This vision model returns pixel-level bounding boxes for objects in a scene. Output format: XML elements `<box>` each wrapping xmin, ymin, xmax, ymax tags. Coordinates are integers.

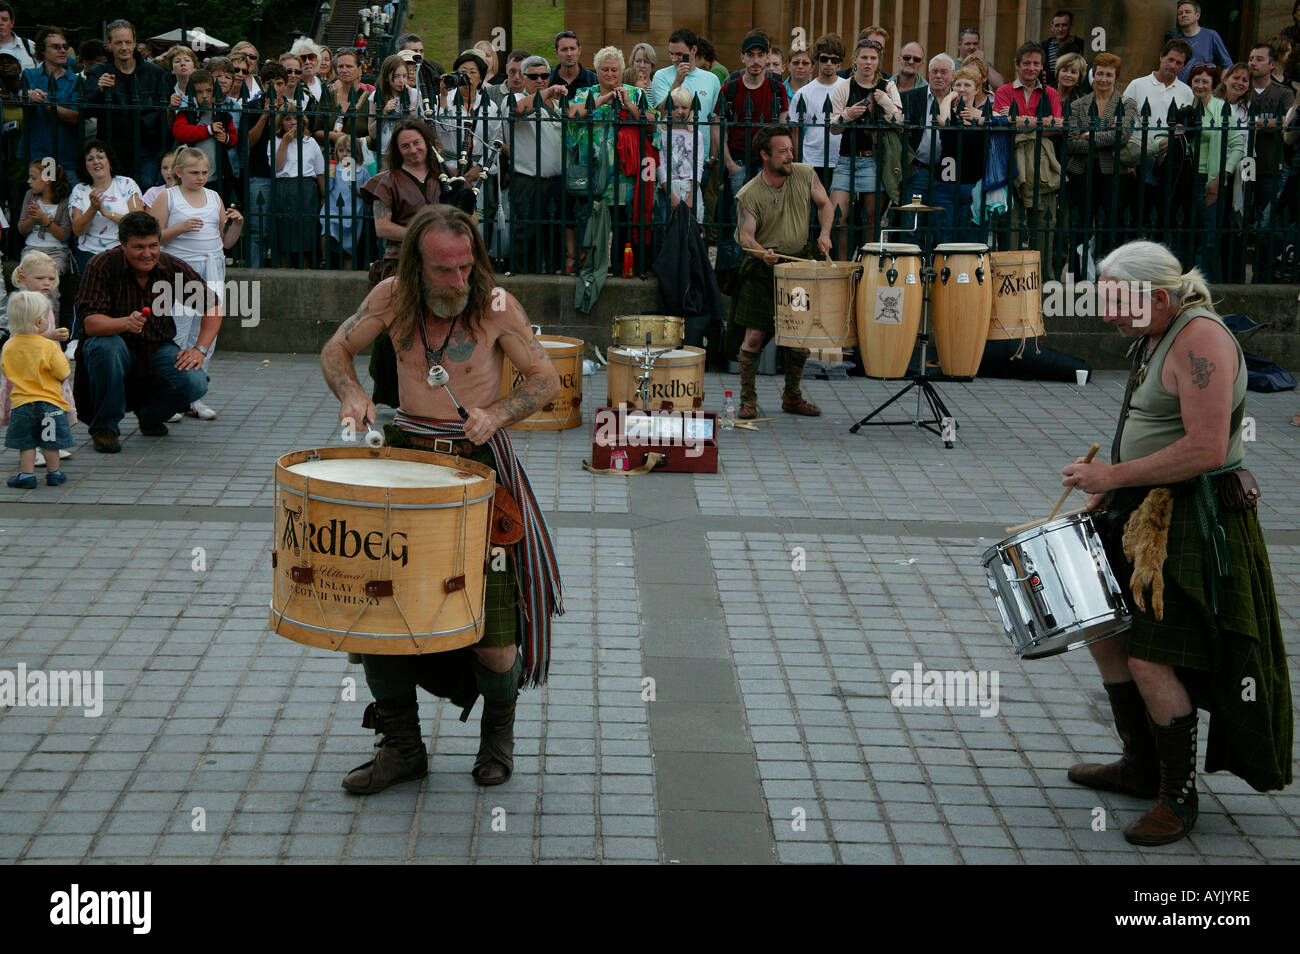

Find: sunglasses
<box><xmin>901</xmin><ymin>55</ymin><xmax>923</xmax><ymax>63</ymax></box>
<box><xmin>818</xmin><ymin>55</ymin><xmax>841</xmax><ymax>63</ymax></box>
<box><xmin>234</xmin><ymin>68</ymin><xmax>250</xmax><ymax>75</ymax></box>
<box><xmin>46</xmin><ymin>43</ymin><xmax>69</xmax><ymax>50</ymax></box>
<box><xmin>525</xmin><ymin>72</ymin><xmax>549</xmax><ymax>80</ymax></box>
<box><xmin>301</xmin><ymin>53</ymin><xmax>317</xmax><ymax>61</ymax></box>
<box><xmin>286</xmin><ymin>69</ymin><xmax>303</xmax><ymax>75</ymax></box>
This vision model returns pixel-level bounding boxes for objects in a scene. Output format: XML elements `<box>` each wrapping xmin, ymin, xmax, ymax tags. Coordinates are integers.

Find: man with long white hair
<box><xmin>1059</xmin><ymin>241</ymin><xmax>1292</xmax><ymax>846</ymax></box>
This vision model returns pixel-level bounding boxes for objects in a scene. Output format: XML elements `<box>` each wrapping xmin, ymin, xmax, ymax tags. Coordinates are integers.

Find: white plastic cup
<box><xmin>1076</xmin><ymin>369</ymin><xmax>1088</xmax><ymax>386</ymax></box>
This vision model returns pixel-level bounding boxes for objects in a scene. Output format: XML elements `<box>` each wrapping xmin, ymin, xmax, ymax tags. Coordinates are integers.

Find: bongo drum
<box><xmin>606</xmin><ymin>345</ymin><xmax>706</xmax><ymax>411</ymax></box>
<box><xmin>931</xmin><ymin>243</ymin><xmax>993</xmax><ymax>377</ymax></box>
<box><xmin>988</xmin><ymin>251</ymin><xmax>1045</xmax><ymax>342</ymax></box>
<box><xmin>854</xmin><ymin>242</ymin><xmax>923</xmax><ymax>378</ymax></box>
<box><xmin>982</xmin><ymin>510</ymin><xmax>1131</xmax><ymax>659</ymax></box>
<box><xmin>270</xmin><ymin>447</ymin><xmax>495</xmax><ymax>655</ymax></box>
<box><xmin>612</xmin><ymin>315</ymin><xmax>685</xmax><ymax>348</ymax></box>
<box><xmin>501</xmin><ymin>335</ymin><xmax>583</xmax><ymax>430</ymax></box>
<box><xmin>774</xmin><ymin>261</ymin><xmax>860</xmax><ymax>349</ymax></box>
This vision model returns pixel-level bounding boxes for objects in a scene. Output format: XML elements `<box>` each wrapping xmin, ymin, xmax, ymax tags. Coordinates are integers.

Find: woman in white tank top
<box><xmin>147</xmin><ymin>147</ymin><xmax>245</xmax><ymax>419</ymax></box>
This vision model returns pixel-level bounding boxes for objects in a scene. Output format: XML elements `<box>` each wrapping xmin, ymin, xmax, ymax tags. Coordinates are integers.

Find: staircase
<box><xmin>324</xmin><ymin>0</ymin><xmax>372</xmax><ymax>48</ymax></box>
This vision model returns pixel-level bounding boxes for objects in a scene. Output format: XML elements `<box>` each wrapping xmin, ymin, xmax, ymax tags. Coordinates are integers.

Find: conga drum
<box><xmin>931</xmin><ymin>242</ymin><xmax>993</xmax><ymax>377</ymax></box>
<box><xmin>988</xmin><ymin>251</ymin><xmax>1045</xmax><ymax>343</ymax></box>
<box><xmin>606</xmin><ymin>345</ymin><xmax>706</xmax><ymax>410</ymax></box>
<box><xmin>270</xmin><ymin>447</ymin><xmax>495</xmax><ymax>655</ymax></box>
<box><xmin>773</xmin><ymin>260</ymin><xmax>860</xmax><ymax>349</ymax></box>
<box><xmin>501</xmin><ymin>334</ymin><xmax>583</xmax><ymax>430</ymax></box>
<box><xmin>612</xmin><ymin>315</ymin><xmax>685</xmax><ymax>348</ymax></box>
<box><xmin>854</xmin><ymin>242</ymin><xmax>923</xmax><ymax>378</ymax></box>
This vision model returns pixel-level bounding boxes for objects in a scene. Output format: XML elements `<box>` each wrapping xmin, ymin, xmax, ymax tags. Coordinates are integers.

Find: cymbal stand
<box><xmin>633</xmin><ymin>332</ymin><xmax>676</xmax><ymax>411</ymax></box>
<box><xmin>849</xmin><ymin>199</ymin><xmax>956</xmax><ymax>449</ymax></box>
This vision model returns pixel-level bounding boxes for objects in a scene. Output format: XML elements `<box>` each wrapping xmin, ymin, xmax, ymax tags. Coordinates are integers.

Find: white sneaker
<box><xmin>188</xmin><ymin>400</ymin><xmax>217</xmax><ymax>420</ymax></box>
<box><xmin>167</xmin><ymin>412</ymin><xmax>184</xmax><ymax>423</ymax></box>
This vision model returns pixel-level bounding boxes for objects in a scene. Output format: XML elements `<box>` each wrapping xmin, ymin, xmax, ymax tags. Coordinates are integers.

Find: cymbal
<box><xmin>895</xmin><ymin>199</ymin><xmax>940</xmax><ymax>212</ymax></box>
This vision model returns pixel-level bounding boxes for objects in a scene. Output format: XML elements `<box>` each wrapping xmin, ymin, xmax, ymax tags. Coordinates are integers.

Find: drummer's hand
<box><xmin>1061</xmin><ymin>459</ymin><xmax>1115</xmax><ymax>495</ymax></box>
<box><xmin>1084</xmin><ymin>493</ymin><xmax>1107</xmax><ymax>511</ymax></box>
<box><xmin>340</xmin><ymin>394</ymin><xmax>377</xmax><ymax>441</ymax></box>
<box><xmin>815</xmin><ymin>232</ymin><xmax>832</xmax><ymax>258</ymax></box>
<box><xmin>761</xmin><ymin>247</ymin><xmax>779</xmax><ymax>267</ymax></box>
<box><xmin>464</xmin><ymin>406</ymin><xmax>499</xmax><ymax>445</ymax></box>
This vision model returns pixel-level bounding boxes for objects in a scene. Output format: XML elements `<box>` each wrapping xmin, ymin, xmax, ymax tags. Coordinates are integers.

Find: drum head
<box><xmin>611</xmin><ymin>346</ymin><xmax>701</xmax><ymax>359</ymax></box>
<box><xmin>286</xmin><ymin>458</ymin><xmax>485</xmax><ymax>488</ymax></box>
<box><xmin>860</xmin><ymin>242</ymin><xmax>922</xmax><ymax>255</ymax></box>
<box><xmin>935</xmin><ymin>242</ymin><xmax>989</xmax><ymax>252</ymax></box>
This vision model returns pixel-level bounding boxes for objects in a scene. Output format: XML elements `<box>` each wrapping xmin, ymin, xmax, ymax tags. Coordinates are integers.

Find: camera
<box><xmin>442</xmin><ymin>71</ymin><xmax>470</xmax><ymax>89</ymax></box>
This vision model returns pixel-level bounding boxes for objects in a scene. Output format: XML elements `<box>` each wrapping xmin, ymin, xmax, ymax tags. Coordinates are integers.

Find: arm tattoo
<box><xmin>339</xmin><ymin>299</ymin><xmax>370</xmax><ymax>343</ymax></box>
<box><xmin>495</xmin><ymin>374</ymin><xmax>556</xmax><ymax>426</ymax></box>
<box><xmin>374</xmin><ymin>198</ymin><xmax>391</xmax><ymax>220</ymax></box>
<box><xmin>1188</xmin><ymin>349</ymin><xmax>1216</xmax><ymax>390</ymax></box>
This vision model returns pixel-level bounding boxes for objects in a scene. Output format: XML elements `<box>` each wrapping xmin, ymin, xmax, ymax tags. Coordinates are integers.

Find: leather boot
<box><xmin>341</xmin><ymin>693</ymin><xmax>428</xmax><ymax>794</ymax></box>
<box><xmin>1124</xmin><ymin>711</ymin><xmax>1199</xmax><ymax>846</ymax></box>
<box><xmin>1068</xmin><ymin>681</ymin><xmax>1159</xmax><ymax>798</ymax></box>
<box><xmin>737</xmin><ymin>348</ymin><xmax>761</xmax><ymax>417</ymax></box>
<box><xmin>472</xmin><ymin>656</ymin><xmax>521</xmax><ymax>786</ymax></box>
<box><xmin>780</xmin><ymin>349</ymin><xmax>821</xmax><ymax>415</ymax></box>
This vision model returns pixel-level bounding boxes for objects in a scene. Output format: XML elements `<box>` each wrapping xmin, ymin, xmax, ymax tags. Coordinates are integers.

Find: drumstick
<box><xmin>426</xmin><ymin>364</ymin><xmax>470</xmax><ymax>421</ymax></box>
<box><xmin>742</xmin><ymin>246</ymin><xmax>816</xmax><ymax>263</ymax></box>
<box><xmin>1047</xmin><ymin>443</ymin><xmax>1101</xmax><ymax>522</ymax></box>
<box><xmin>361</xmin><ymin>416</ymin><xmax>384</xmax><ymax>448</ymax></box>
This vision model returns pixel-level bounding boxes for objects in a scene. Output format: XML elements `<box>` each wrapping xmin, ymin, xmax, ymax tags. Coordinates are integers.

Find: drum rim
<box><xmin>934</xmin><ymin>242</ymin><xmax>990</xmax><ymax>252</ymax></box>
<box><xmin>981</xmin><ymin>510</ymin><xmax>1102</xmax><ymax>563</ymax></box>
<box><xmin>275</xmin><ymin>447</ymin><xmax>496</xmax><ymax>499</ymax></box>
<box><xmin>859</xmin><ymin>242</ymin><xmax>923</xmax><ymax>255</ymax></box>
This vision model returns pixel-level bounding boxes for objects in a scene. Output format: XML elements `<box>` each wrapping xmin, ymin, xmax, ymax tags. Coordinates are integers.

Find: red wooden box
<box><xmin>589</xmin><ymin>408</ymin><xmax>719</xmax><ymax>474</ymax></box>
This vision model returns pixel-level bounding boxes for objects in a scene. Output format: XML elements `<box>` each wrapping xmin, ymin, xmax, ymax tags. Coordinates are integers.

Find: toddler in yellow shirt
<box><xmin>2</xmin><ymin>291</ymin><xmax>73</xmax><ymax>488</ymax></box>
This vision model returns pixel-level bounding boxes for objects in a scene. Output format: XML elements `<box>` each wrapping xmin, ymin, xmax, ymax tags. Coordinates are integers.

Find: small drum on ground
<box><xmin>931</xmin><ymin>242</ymin><xmax>993</xmax><ymax>377</ymax></box>
<box><xmin>982</xmin><ymin>510</ymin><xmax>1131</xmax><ymax>659</ymax></box>
<box><xmin>606</xmin><ymin>345</ymin><xmax>706</xmax><ymax>411</ymax></box>
<box><xmin>501</xmin><ymin>334</ymin><xmax>583</xmax><ymax>430</ymax></box>
<box><xmin>774</xmin><ymin>260</ymin><xmax>860</xmax><ymax>349</ymax></box>
<box><xmin>988</xmin><ymin>250</ymin><xmax>1045</xmax><ymax>343</ymax></box>
<box><xmin>270</xmin><ymin>447</ymin><xmax>495</xmax><ymax>656</ymax></box>
<box><xmin>612</xmin><ymin>315</ymin><xmax>685</xmax><ymax>348</ymax></box>
<box><xmin>855</xmin><ymin>242</ymin><xmax>923</xmax><ymax>378</ymax></box>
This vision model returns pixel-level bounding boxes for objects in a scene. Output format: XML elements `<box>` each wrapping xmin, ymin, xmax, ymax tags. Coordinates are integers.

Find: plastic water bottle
<box><xmin>721</xmin><ymin>390</ymin><xmax>735</xmax><ymax>430</ymax></box>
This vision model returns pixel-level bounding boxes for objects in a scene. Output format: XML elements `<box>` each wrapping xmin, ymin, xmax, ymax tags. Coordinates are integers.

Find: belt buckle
<box><xmin>433</xmin><ymin>438</ymin><xmax>455</xmax><ymax>454</ymax></box>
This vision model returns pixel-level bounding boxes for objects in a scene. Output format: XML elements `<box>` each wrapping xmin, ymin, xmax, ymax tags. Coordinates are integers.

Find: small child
<box><xmin>17</xmin><ymin>159</ymin><xmax>73</xmax><ymax>319</ymax></box>
<box><xmin>657</xmin><ymin>86</ymin><xmax>706</xmax><ymax>223</ymax></box>
<box><xmin>1</xmin><ymin>251</ymin><xmax>76</xmax><ymax>453</ymax></box>
<box><xmin>2</xmin><ymin>291</ymin><xmax>73</xmax><ymax>488</ymax></box>
<box><xmin>320</xmin><ymin>136</ymin><xmax>371</xmax><ymax>269</ymax></box>
<box><xmin>142</xmin><ymin>147</ymin><xmax>180</xmax><ymax>209</ymax></box>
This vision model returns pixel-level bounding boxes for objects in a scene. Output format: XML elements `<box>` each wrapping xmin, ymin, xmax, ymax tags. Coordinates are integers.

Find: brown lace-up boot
<box><xmin>341</xmin><ymin>693</ymin><xmax>428</xmax><ymax>794</ymax></box>
<box><xmin>737</xmin><ymin>348</ymin><xmax>761</xmax><ymax>418</ymax></box>
<box><xmin>1067</xmin><ymin>681</ymin><xmax>1159</xmax><ymax>798</ymax></box>
<box><xmin>780</xmin><ymin>349</ymin><xmax>821</xmax><ymax>416</ymax></box>
<box><xmin>1124</xmin><ymin>711</ymin><xmax>1199</xmax><ymax>846</ymax></box>
<box><xmin>472</xmin><ymin>656</ymin><xmax>521</xmax><ymax>786</ymax></box>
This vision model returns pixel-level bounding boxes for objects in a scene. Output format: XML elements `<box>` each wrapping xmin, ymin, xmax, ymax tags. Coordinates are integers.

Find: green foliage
<box><xmin>406</xmin><ymin>0</ymin><xmax>564</xmax><ymax>73</ymax></box>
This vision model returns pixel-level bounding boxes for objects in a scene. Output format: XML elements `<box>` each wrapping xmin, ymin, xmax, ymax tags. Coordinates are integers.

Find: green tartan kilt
<box><xmin>1100</xmin><ymin>482</ymin><xmax>1293</xmax><ymax>791</ymax></box>
<box><xmin>383</xmin><ymin>427</ymin><xmax>519</xmax><ymax>649</ymax></box>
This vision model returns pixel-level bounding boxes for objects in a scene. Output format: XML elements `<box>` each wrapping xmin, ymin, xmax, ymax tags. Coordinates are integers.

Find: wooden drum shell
<box><xmin>606</xmin><ymin>345</ymin><xmax>706</xmax><ymax>411</ymax></box>
<box><xmin>988</xmin><ymin>251</ymin><xmax>1045</xmax><ymax>341</ymax></box>
<box><xmin>774</xmin><ymin>261</ymin><xmax>860</xmax><ymax>349</ymax></box>
<box><xmin>931</xmin><ymin>244</ymin><xmax>993</xmax><ymax>377</ymax></box>
<box><xmin>501</xmin><ymin>335</ymin><xmax>584</xmax><ymax>430</ymax></box>
<box><xmin>270</xmin><ymin>447</ymin><xmax>495</xmax><ymax>656</ymax></box>
<box><xmin>854</xmin><ymin>244</ymin><xmax>923</xmax><ymax>379</ymax></box>
<box><xmin>612</xmin><ymin>315</ymin><xmax>685</xmax><ymax>348</ymax></box>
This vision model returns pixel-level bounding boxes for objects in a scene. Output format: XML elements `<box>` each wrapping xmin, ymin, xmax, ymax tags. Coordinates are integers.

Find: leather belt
<box><xmin>854</xmin><ymin>149</ymin><xmax>873</xmax><ymax>158</ymax></box>
<box><xmin>405</xmin><ymin>433</ymin><xmax>484</xmax><ymax>458</ymax></box>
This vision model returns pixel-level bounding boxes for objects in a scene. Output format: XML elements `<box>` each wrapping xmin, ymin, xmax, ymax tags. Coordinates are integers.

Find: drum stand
<box><xmin>633</xmin><ymin>333</ymin><xmax>675</xmax><ymax>411</ymax></box>
<box><xmin>849</xmin><ymin>199</ymin><xmax>957</xmax><ymax>449</ymax></box>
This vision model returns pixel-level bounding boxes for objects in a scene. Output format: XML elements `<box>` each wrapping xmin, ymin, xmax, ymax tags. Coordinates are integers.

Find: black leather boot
<box><xmin>471</xmin><ymin>656</ymin><xmax>521</xmax><ymax>786</ymax></box>
<box><xmin>341</xmin><ymin>693</ymin><xmax>428</xmax><ymax>794</ymax></box>
<box><xmin>1068</xmin><ymin>681</ymin><xmax>1160</xmax><ymax>798</ymax></box>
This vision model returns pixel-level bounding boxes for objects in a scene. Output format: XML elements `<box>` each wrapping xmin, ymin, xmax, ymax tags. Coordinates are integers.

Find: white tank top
<box><xmin>163</xmin><ymin>187</ymin><xmax>224</xmax><ymax>265</ymax></box>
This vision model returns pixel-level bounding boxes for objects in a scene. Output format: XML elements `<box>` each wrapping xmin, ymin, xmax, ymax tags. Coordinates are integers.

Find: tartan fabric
<box><xmin>1102</xmin><ymin>483</ymin><xmax>1294</xmax><ymax>792</ymax></box>
<box><xmin>728</xmin><ymin>254</ymin><xmax>777</xmax><ymax>332</ymax></box>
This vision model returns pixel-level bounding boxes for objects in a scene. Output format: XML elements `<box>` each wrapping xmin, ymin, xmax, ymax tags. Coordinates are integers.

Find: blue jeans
<box><xmin>80</xmin><ymin>336</ymin><xmax>208</xmax><ymax>435</ymax></box>
<box><xmin>135</xmin><ymin>158</ymin><xmax>161</xmax><ymax>192</ymax></box>
<box><xmin>248</xmin><ymin>177</ymin><xmax>272</xmax><ymax>268</ymax></box>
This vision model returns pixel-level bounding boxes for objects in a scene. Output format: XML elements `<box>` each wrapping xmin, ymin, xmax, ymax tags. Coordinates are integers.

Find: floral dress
<box><xmin>566</xmin><ymin>84</ymin><xmax>661</xmax><ymax>206</ymax></box>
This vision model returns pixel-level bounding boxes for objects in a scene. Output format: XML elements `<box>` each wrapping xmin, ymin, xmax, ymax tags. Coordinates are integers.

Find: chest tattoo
<box><xmin>443</xmin><ymin>324</ymin><xmax>477</xmax><ymax>363</ymax></box>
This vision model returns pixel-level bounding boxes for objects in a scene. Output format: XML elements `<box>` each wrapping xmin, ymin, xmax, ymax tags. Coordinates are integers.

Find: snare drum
<box><xmin>988</xmin><ymin>251</ymin><xmax>1045</xmax><ymax>342</ymax></box>
<box><xmin>982</xmin><ymin>511</ymin><xmax>1131</xmax><ymax>660</ymax></box>
<box><xmin>855</xmin><ymin>242</ymin><xmax>923</xmax><ymax>378</ymax></box>
<box><xmin>612</xmin><ymin>315</ymin><xmax>685</xmax><ymax>348</ymax></box>
<box><xmin>774</xmin><ymin>261</ymin><xmax>860</xmax><ymax>349</ymax></box>
<box><xmin>501</xmin><ymin>335</ymin><xmax>583</xmax><ymax>430</ymax></box>
<box><xmin>270</xmin><ymin>447</ymin><xmax>495</xmax><ymax>656</ymax></box>
<box><xmin>931</xmin><ymin>242</ymin><xmax>993</xmax><ymax>377</ymax></box>
<box><xmin>606</xmin><ymin>345</ymin><xmax>706</xmax><ymax>411</ymax></box>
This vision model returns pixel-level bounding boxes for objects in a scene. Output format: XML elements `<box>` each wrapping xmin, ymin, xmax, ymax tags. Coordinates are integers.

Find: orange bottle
<box><xmin>622</xmin><ymin>244</ymin><xmax>634</xmax><ymax>277</ymax></box>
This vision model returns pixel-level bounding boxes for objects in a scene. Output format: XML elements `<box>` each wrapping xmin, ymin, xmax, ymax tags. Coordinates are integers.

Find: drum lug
<box><xmin>975</xmin><ymin>267</ymin><xmax>985</xmax><ymax>285</ymax></box>
<box><xmin>542</xmin><ymin>402</ymin><xmax>555</xmax><ymax>412</ymax></box>
<box><xmin>662</xmin><ymin>400</ymin><xmax>675</xmax><ymax>411</ymax></box>
<box><xmin>886</xmin><ymin>268</ymin><xmax>898</xmax><ymax>286</ymax></box>
<box><xmin>940</xmin><ymin>267</ymin><xmax>951</xmax><ymax>285</ymax></box>
<box><xmin>365</xmin><ymin>580</ymin><xmax>394</xmax><ymax>598</ymax></box>
<box><xmin>444</xmin><ymin>575</ymin><xmax>467</xmax><ymax>594</ymax></box>
<box><xmin>291</xmin><ymin>566</ymin><xmax>313</xmax><ymax>584</ymax></box>
<box><xmin>572</xmin><ymin>394</ymin><xmax>582</xmax><ymax>406</ymax></box>
<box><xmin>306</xmin><ymin>452</ymin><xmax>321</xmax><ymax>462</ymax></box>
